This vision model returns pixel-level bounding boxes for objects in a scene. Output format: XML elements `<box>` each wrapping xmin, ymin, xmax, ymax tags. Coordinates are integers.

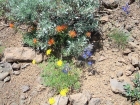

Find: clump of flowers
<box><xmin>46</xmin><ymin>49</ymin><xmax>52</xmax><ymax>55</ymax></box>
<box><xmin>60</xmin><ymin>88</ymin><xmax>69</xmax><ymax>96</ymax></box>
<box><xmin>69</xmin><ymin>30</ymin><xmax>77</xmax><ymax>38</ymax></box>
<box><xmin>33</xmin><ymin>38</ymin><xmax>37</xmax><ymax>44</ymax></box>
<box><xmin>32</xmin><ymin>59</ymin><xmax>36</xmax><ymax>64</ymax></box>
<box><xmin>56</xmin><ymin>25</ymin><xmax>68</xmax><ymax>33</ymax></box>
<box><xmin>57</xmin><ymin>60</ymin><xmax>63</xmax><ymax>66</ymax></box>
<box><xmin>48</xmin><ymin>38</ymin><xmax>55</xmax><ymax>46</ymax></box>
<box><xmin>9</xmin><ymin>23</ymin><xmax>14</xmax><ymax>28</ymax></box>
<box><xmin>86</xmin><ymin>32</ymin><xmax>91</xmax><ymax>38</ymax></box>
<box><xmin>48</xmin><ymin>97</ymin><xmax>55</xmax><ymax>105</ymax></box>
<box><xmin>122</xmin><ymin>3</ymin><xmax>129</xmax><ymax>14</ymax></box>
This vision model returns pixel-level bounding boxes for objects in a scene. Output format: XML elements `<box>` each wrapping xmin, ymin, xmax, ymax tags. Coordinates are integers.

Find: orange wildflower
<box><xmin>68</xmin><ymin>30</ymin><xmax>77</xmax><ymax>38</ymax></box>
<box><xmin>33</xmin><ymin>38</ymin><xmax>37</xmax><ymax>44</ymax></box>
<box><xmin>86</xmin><ymin>32</ymin><xmax>91</xmax><ymax>37</ymax></box>
<box><xmin>9</xmin><ymin>23</ymin><xmax>14</xmax><ymax>28</ymax></box>
<box><xmin>56</xmin><ymin>25</ymin><xmax>67</xmax><ymax>32</ymax></box>
<box><xmin>48</xmin><ymin>38</ymin><xmax>55</xmax><ymax>46</ymax></box>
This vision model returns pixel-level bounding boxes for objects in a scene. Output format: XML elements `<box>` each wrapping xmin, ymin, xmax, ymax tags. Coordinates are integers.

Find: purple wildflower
<box><xmin>86</xmin><ymin>50</ymin><xmax>92</xmax><ymax>57</ymax></box>
<box><xmin>82</xmin><ymin>53</ymin><xmax>88</xmax><ymax>59</ymax></box>
<box><xmin>88</xmin><ymin>61</ymin><xmax>93</xmax><ymax>66</ymax></box>
<box><xmin>122</xmin><ymin>3</ymin><xmax>129</xmax><ymax>14</ymax></box>
<box><xmin>62</xmin><ymin>69</ymin><xmax>68</xmax><ymax>74</ymax></box>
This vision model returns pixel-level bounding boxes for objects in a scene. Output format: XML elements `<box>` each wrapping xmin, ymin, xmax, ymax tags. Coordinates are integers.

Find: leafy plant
<box><xmin>40</xmin><ymin>56</ymin><xmax>82</xmax><ymax>92</ymax></box>
<box><xmin>124</xmin><ymin>72</ymin><xmax>140</xmax><ymax>103</ymax></box>
<box><xmin>0</xmin><ymin>0</ymin><xmax>7</xmax><ymax>17</ymax></box>
<box><xmin>6</xmin><ymin>0</ymin><xmax>99</xmax><ymax>58</ymax></box>
<box><xmin>109</xmin><ymin>29</ymin><xmax>129</xmax><ymax>49</ymax></box>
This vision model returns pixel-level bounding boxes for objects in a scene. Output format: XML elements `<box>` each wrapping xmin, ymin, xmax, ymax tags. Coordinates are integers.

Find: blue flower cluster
<box><xmin>122</xmin><ymin>3</ymin><xmax>129</xmax><ymax>14</ymax></box>
<box><xmin>62</xmin><ymin>63</ymin><xmax>71</xmax><ymax>74</ymax></box>
<box><xmin>82</xmin><ymin>44</ymin><xmax>94</xmax><ymax>66</ymax></box>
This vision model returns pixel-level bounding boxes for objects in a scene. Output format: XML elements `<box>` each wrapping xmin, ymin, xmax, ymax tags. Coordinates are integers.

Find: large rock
<box><xmin>110</xmin><ymin>78</ymin><xmax>127</xmax><ymax>94</ymax></box>
<box><xmin>102</xmin><ymin>0</ymin><xmax>119</xmax><ymax>9</ymax></box>
<box><xmin>4</xmin><ymin>47</ymin><xmax>43</xmax><ymax>63</ymax></box>
<box><xmin>88</xmin><ymin>98</ymin><xmax>101</xmax><ymax>105</ymax></box>
<box><xmin>54</xmin><ymin>95</ymin><xmax>69</xmax><ymax>105</ymax></box>
<box><xmin>128</xmin><ymin>53</ymin><xmax>139</xmax><ymax>66</ymax></box>
<box><xmin>70</xmin><ymin>93</ymin><xmax>88</xmax><ymax>105</ymax></box>
<box><xmin>0</xmin><ymin>62</ymin><xmax>13</xmax><ymax>72</ymax></box>
<box><xmin>12</xmin><ymin>63</ymin><xmax>21</xmax><ymax>70</ymax></box>
<box><xmin>0</xmin><ymin>72</ymin><xmax>10</xmax><ymax>81</ymax></box>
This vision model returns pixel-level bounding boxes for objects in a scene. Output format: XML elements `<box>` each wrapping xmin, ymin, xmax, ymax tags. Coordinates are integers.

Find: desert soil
<box><xmin>0</xmin><ymin>0</ymin><xmax>140</xmax><ymax>105</ymax></box>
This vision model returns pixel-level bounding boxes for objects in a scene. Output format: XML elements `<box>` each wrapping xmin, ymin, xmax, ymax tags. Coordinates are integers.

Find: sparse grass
<box><xmin>109</xmin><ymin>29</ymin><xmax>129</xmax><ymax>49</ymax></box>
<box><xmin>124</xmin><ymin>72</ymin><xmax>140</xmax><ymax>104</ymax></box>
<box><xmin>40</xmin><ymin>56</ymin><xmax>82</xmax><ymax>92</ymax></box>
<box><xmin>0</xmin><ymin>46</ymin><xmax>5</xmax><ymax>59</ymax></box>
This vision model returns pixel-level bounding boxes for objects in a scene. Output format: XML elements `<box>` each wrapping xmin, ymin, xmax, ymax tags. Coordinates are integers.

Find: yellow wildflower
<box><xmin>60</xmin><ymin>88</ymin><xmax>69</xmax><ymax>96</ymax></box>
<box><xmin>57</xmin><ymin>60</ymin><xmax>63</xmax><ymax>66</ymax></box>
<box><xmin>46</xmin><ymin>49</ymin><xmax>52</xmax><ymax>55</ymax></box>
<box><xmin>48</xmin><ymin>97</ymin><xmax>55</xmax><ymax>105</ymax></box>
<box><xmin>32</xmin><ymin>60</ymin><xmax>36</xmax><ymax>64</ymax></box>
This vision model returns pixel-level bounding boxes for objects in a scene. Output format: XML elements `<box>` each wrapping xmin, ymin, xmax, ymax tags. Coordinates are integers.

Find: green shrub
<box><xmin>0</xmin><ymin>0</ymin><xmax>6</xmax><ymax>17</ymax></box>
<box><xmin>109</xmin><ymin>29</ymin><xmax>129</xmax><ymax>49</ymax></box>
<box><xmin>124</xmin><ymin>73</ymin><xmax>140</xmax><ymax>103</ymax></box>
<box><xmin>7</xmin><ymin>0</ymin><xmax>99</xmax><ymax>57</ymax></box>
<box><xmin>40</xmin><ymin>56</ymin><xmax>81</xmax><ymax>92</ymax></box>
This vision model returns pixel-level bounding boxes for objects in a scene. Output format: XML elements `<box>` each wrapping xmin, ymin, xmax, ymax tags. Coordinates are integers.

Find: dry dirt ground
<box><xmin>0</xmin><ymin>0</ymin><xmax>140</xmax><ymax>105</ymax></box>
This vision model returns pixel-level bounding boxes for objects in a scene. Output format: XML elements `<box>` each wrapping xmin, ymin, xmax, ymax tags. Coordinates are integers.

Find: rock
<box><xmin>4</xmin><ymin>76</ymin><xmax>11</xmax><ymax>82</ymax></box>
<box><xmin>82</xmin><ymin>90</ymin><xmax>92</xmax><ymax>101</ymax></box>
<box><xmin>13</xmin><ymin>71</ymin><xmax>20</xmax><ymax>75</ymax></box>
<box><xmin>123</xmin><ymin>48</ymin><xmax>131</xmax><ymax>54</ymax></box>
<box><xmin>21</xmin><ymin>85</ymin><xmax>30</xmax><ymax>93</ymax></box>
<box><xmin>0</xmin><ymin>72</ymin><xmax>10</xmax><ymax>81</ymax></box>
<box><xmin>102</xmin><ymin>0</ymin><xmax>119</xmax><ymax>9</ymax></box>
<box><xmin>20</xmin><ymin>94</ymin><xmax>27</xmax><ymax>100</ymax></box>
<box><xmin>116</xmin><ymin>71</ymin><xmax>123</xmax><ymax>77</ymax></box>
<box><xmin>125</xmin><ymin>70</ymin><xmax>133</xmax><ymax>76</ymax></box>
<box><xmin>12</xmin><ymin>63</ymin><xmax>21</xmax><ymax>70</ymax></box>
<box><xmin>100</xmin><ymin>16</ymin><xmax>109</xmax><ymax>22</ymax></box>
<box><xmin>0</xmin><ymin>62</ymin><xmax>13</xmax><ymax>72</ymax></box>
<box><xmin>88</xmin><ymin>98</ymin><xmax>101</xmax><ymax>105</ymax></box>
<box><xmin>126</xmin><ymin>65</ymin><xmax>135</xmax><ymax>72</ymax></box>
<box><xmin>0</xmin><ymin>68</ymin><xmax>3</xmax><ymax>73</ymax></box>
<box><xmin>0</xmin><ymin>81</ymin><xmax>4</xmax><ymax>88</ymax></box>
<box><xmin>70</xmin><ymin>93</ymin><xmax>88</xmax><ymax>105</ymax></box>
<box><xmin>98</xmin><ymin>56</ymin><xmax>106</xmax><ymax>62</ymax></box>
<box><xmin>128</xmin><ymin>53</ymin><xmax>139</xmax><ymax>66</ymax></box>
<box><xmin>125</xmin><ymin>24</ymin><xmax>133</xmax><ymax>31</ymax></box>
<box><xmin>20</xmin><ymin>100</ymin><xmax>26</xmax><ymax>105</ymax></box>
<box><xmin>110</xmin><ymin>78</ymin><xmax>127</xmax><ymax>94</ymax></box>
<box><xmin>21</xmin><ymin>63</ymin><xmax>30</xmax><ymax>69</ymax></box>
<box><xmin>34</xmin><ymin>53</ymin><xmax>43</xmax><ymax>63</ymax></box>
<box><xmin>4</xmin><ymin>47</ymin><xmax>43</xmax><ymax>63</ymax></box>
<box><xmin>54</xmin><ymin>95</ymin><xmax>69</xmax><ymax>105</ymax></box>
